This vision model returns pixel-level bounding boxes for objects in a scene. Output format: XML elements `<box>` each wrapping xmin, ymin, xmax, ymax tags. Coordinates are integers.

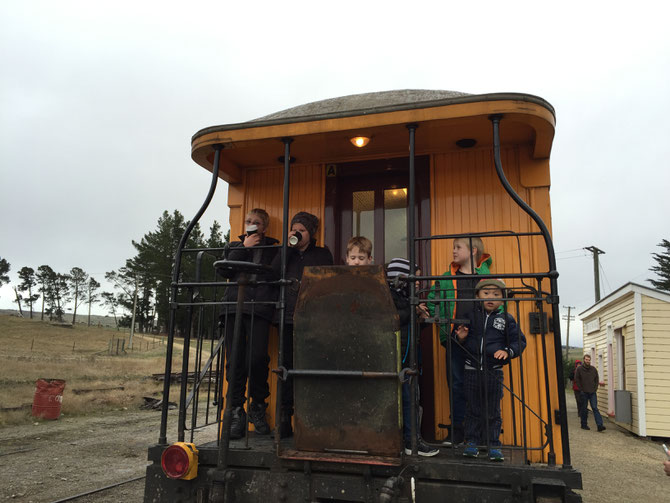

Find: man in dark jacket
<box><xmin>569</xmin><ymin>360</ymin><xmax>585</xmax><ymax>419</ymax></box>
<box><xmin>455</xmin><ymin>279</ymin><xmax>526</xmax><ymax>462</ymax></box>
<box><xmin>575</xmin><ymin>354</ymin><xmax>606</xmax><ymax>432</ymax></box>
<box><xmin>222</xmin><ymin>208</ymin><xmax>279</xmax><ymax>438</ymax></box>
<box><xmin>271</xmin><ymin>211</ymin><xmax>333</xmax><ymax>437</ymax></box>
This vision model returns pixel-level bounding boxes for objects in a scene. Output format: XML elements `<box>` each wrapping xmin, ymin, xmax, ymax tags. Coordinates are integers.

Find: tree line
<box><xmin>0</xmin><ymin>209</ymin><xmax>229</xmax><ymax>332</ymax></box>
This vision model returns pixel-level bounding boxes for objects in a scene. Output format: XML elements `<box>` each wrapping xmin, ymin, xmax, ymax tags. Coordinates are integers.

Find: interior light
<box><xmin>350</xmin><ymin>136</ymin><xmax>371</xmax><ymax>148</ymax></box>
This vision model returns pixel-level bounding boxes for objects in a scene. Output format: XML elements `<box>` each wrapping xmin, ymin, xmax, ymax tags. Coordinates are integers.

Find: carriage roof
<box><xmin>191</xmin><ymin>89</ymin><xmax>556</xmax><ymax>183</ymax></box>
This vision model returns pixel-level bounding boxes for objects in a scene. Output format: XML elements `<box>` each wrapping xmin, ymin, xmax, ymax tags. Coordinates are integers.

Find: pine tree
<box><xmin>50</xmin><ymin>273</ymin><xmax>70</xmax><ymax>322</ymax></box>
<box><xmin>17</xmin><ymin>267</ymin><xmax>40</xmax><ymax>319</ymax></box>
<box><xmin>128</xmin><ymin>210</ymin><xmax>205</xmax><ymax>332</ymax></box>
<box><xmin>86</xmin><ymin>277</ymin><xmax>101</xmax><ymax>326</ymax></box>
<box><xmin>0</xmin><ymin>257</ymin><xmax>10</xmax><ymax>297</ymax></box>
<box><xmin>36</xmin><ymin>265</ymin><xmax>54</xmax><ymax>320</ymax></box>
<box><xmin>69</xmin><ymin>267</ymin><xmax>89</xmax><ymax>325</ymax></box>
<box><xmin>100</xmin><ymin>291</ymin><xmax>120</xmax><ymax>330</ymax></box>
<box><xmin>649</xmin><ymin>239</ymin><xmax>670</xmax><ymax>292</ymax></box>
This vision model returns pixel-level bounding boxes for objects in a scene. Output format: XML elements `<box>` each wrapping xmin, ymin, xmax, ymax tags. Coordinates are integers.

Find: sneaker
<box><xmin>405</xmin><ymin>439</ymin><xmax>439</xmax><ymax>457</ymax></box>
<box><xmin>463</xmin><ymin>442</ymin><xmax>479</xmax><ymax>458</ymax></box>
<box><xmin>229</xmin><ymin>406</ymin><xmax>246</xmax><ymax>439</ymax></box>
<box><xmin>581</xmin><ymin>425</ymin><xmax>590</xmax><ymax>430</ymax></box>
<box><xmin>442</xmin><ymin>424</ymin><xmax>464</xmax><ymax>447</ymax></box>
<box><xmin>248</xmin><ymin>401</ymin><xmax>271</xmax><ymax>435</ymax></box>
<box><xmin>489</xmin><ymin>448</ymin><xmax>504</xmax><ymax>462</ymax></box>
<box><xmin>597</xmin><ymin>425</ymin><xmax>606</xmax><ymax>432</ymax></box>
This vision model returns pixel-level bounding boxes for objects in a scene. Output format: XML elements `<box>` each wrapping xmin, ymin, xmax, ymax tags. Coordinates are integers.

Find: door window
<box><xmin>383</xmin><ymin>188</ymin><xmax>407</xmax><ymax>261</ymax></box>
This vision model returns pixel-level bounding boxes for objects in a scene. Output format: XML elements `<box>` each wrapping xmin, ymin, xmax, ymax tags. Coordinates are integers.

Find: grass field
<box><xmin>0</xmin><ymin>315</ymin><xmax>208</xmax><ymax>426</ymax></box>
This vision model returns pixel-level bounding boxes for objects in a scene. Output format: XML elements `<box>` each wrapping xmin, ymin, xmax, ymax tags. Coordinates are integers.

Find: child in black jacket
<box><xmin>454</xmin><ymin>279</ymin><xmax>526</xmax><ymax>462</ymax></box>
<box><xmin>271</xmin><ymin>212</ymin><xmax>333</xmax><ymax>438</ymax></box>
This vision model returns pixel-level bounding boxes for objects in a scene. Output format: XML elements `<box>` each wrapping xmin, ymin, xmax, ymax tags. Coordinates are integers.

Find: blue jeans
<box><xmin>446</xmin><ymin>344</ymin><xmax>466</xmax><ymax>426</ymax></box>
<box><xmin>580</xmin><ymin>391</ymin><xmax>603</xmax><ymax>427</ymax></box>
<box><xmin>464</xmin><ymin>369</ymin><xmax>504</xmax><ymax>447</ymax></box>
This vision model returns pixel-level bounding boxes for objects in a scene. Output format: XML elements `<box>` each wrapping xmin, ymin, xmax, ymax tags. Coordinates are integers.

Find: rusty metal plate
<box><xmin>293</xmin><ymin>265</ymin><xmax>402</xmax><ymax>457</ymax></box>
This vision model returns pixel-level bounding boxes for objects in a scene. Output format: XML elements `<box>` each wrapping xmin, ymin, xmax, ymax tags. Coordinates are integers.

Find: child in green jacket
<box><xmin>426</xmin><ymin>237</ymin><xmax>492</xmax><ymax>446</ymax></box>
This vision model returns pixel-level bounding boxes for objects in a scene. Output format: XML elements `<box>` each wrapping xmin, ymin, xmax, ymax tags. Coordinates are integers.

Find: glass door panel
<box><xmin>383</xmin><ymin>188</ymin><xmax>408</xmax><ymax>261</ymax></box>
<box><xmin>352</xmin><ymin>190</ymin><xmax>375</xmax><ymax>252</ymax></box>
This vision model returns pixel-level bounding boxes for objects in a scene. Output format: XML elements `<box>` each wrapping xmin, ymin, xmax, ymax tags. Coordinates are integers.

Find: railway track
<box><xmin>48</xmin><ymin>475</ymin><xmax>146</xmax><ymax>503</ymax></box>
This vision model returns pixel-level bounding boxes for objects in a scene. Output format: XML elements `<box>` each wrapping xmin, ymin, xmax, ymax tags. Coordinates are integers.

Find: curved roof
<box><xmin>191</xmin><ymin>89</ymin><xmax>557</xmax><ymax>180</ymax></box>
<box><xmin>192</xmin><ymin>89</ymin><xmax>555</xmax><ymax>141</ymax></box>
<box><xmin>252</xmin><ymin>89</ymin><xmax>470</xmax><ymax>122</ymax></box>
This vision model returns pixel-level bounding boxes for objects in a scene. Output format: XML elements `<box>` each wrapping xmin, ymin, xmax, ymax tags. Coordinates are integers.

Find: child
<box><xmin>271</xmin><ymin>211</ymin><xmax>333</xmax><ymax>438</ymax></box>
<box><xmin>222</xmin><ymin>208</ymin><xmax>279</xmax><ymax>438</ymax></box>
<box><xmin>386</xmin><ymin>257</ymin><xmax>437</xmax><ymax>457</ymax></box>
<box><xmin>427</xmin><ymin>237</ymin><xmax>492</xmax><ymax>446</ymax></box>
<box><xmin>454</xmin><ymin>278</ymin><xmax>526</xmax><ymax>461</ymax></box>
<box><xmin>345</xmin><ymin>236</ymin><xmax>373</xmax><ymax>265</ymax></box>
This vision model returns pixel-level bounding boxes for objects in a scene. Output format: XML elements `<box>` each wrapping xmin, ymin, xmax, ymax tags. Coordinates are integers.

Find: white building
<box><xmin>579</xmin><ymin>282</ymin><xmax>670</xmax><ymax>437</ymax></box>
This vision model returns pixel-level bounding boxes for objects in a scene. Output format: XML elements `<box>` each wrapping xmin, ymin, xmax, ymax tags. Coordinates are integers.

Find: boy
<box><xmin>271</xmin><ymin>211</ymin><xmax>333</xmax><ymax>437</ymax></box>
<box><xmin>345</xmin><ymin>236</ymin><xmax>373</xmax><ymax>265</ymax></box>
<box><xmin>455</xmin><ymin>278</ymin><xmax>526</xmax><ymax>461</ymax></box>
<box><xmin>386</xmin><ymin>257</ymin><xmax>437</xmax><ymax>457</ymax></box>
<box><xmin>427</xmin><ymin>237</ymin><xmax>492</xmax><ymax>446</ymax></box>
<box><xmin>222</xmin><ymin>208</ymin><xmax>278</xmax><ymax>438</ymax></box>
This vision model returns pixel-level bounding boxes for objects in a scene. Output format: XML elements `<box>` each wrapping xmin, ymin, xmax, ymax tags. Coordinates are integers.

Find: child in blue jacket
<box><xmin>454</xmin><ymin>278</ymin><xmax>526</xmax><ymax>462</ymax></box>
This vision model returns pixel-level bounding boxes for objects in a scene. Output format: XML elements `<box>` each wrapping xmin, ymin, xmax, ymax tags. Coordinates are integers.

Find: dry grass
<box><xmin>0</xmin><ymin>315</ymin><xmax>210</xmax><ymax>426</ymax></box>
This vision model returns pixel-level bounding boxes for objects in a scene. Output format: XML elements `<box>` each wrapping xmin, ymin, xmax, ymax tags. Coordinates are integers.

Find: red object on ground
<box><xmin>32</xmin><ymin>379</ymin><xmax>66</xmax><ymax>419</ymax></box>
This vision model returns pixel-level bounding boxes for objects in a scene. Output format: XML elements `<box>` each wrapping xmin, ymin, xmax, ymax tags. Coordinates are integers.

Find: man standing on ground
<box><xmin>575</xmin><ymin>354</ymin><xmax>606</xmax><ymax>432</ymax></box>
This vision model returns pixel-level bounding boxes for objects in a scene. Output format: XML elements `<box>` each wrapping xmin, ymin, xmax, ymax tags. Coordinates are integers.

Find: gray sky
<box><xmin>2</xmin><ymin>1</ymin><xmax>669</xmax><ymax>345</ymax></box>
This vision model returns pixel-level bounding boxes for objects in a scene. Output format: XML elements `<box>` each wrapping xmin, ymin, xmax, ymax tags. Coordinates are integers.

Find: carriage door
<box><xmin>324</xmin><ymin>156</ymin><xmax>430</xmax><ymax>268</ymax></box>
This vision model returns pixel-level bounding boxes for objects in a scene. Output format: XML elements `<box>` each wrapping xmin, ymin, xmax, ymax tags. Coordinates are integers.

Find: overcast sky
<box><xmin>1</xmin><ymin>1</ymin><xmax>669</xmax><ymax>345</ymax></box>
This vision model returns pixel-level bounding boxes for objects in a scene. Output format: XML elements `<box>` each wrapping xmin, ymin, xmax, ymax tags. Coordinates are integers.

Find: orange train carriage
<box><xmin>144</xmin><ymin>90</ymin><xmax>582</xmax><ymax>502</ymax></box>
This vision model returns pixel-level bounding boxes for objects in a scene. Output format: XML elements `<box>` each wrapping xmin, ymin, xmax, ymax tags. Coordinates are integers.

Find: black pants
<box><xmin>224</xmin><ymin>314</ymin><xmax>271</xmax><ymax>408</ymax></box>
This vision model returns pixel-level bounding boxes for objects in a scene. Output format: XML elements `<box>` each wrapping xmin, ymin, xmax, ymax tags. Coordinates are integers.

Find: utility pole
<box><xmin>584</xmin><ymin>246</ymin><xmax>605</xmax><ymax>302</ymax></box>
<box><xmin>562</xmin><ymin>305</ymin><xmax>575</xmax><ymax>362</ymax></box>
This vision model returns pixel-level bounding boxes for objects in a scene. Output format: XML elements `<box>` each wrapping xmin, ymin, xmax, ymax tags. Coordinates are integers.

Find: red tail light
<box><xmin>161</xmin><ymin>443</ymin><xmax>198</xmax><ymax>480</ymax></box>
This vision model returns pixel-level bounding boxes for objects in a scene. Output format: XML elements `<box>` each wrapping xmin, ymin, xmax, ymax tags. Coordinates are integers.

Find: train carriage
<box><xmin>144</xmin><ymin>89</ymin><xmax>582</xmax><ymax>502</ymax></box>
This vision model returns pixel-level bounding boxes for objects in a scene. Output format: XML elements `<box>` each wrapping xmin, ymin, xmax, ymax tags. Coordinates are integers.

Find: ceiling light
<box><xmin>350</xmin><ymin>136</ymin><xmax>371</xmax><ymax>148</ymax></box>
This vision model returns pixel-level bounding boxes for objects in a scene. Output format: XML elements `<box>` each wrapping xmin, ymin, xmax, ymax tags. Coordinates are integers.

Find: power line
<box><xmin>599</xmin><ymin>262</ymin><xmax>612</xmax><ymax>293</ymax></box>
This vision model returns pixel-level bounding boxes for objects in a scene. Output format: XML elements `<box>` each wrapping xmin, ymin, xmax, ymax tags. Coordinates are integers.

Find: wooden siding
<box><xmin>641</xmin><ymin>295</ymin><xmax>670</xmax><ymax>436</ymax></box>
<box><xmin>429</xmin><ymin>144</ymin><xmax>562</xmax><ymax>463</ymax></box>
<box><xmin>582</xmin><ymin>295</ymin><xmax>639</xmax><ymax>433</ymax></box>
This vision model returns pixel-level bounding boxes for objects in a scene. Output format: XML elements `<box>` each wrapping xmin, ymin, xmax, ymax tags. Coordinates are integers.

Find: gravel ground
<box><xmin>1</xmin><ymin>393</ymin><xmax>668</xmax><ymax>502</ymax></box>
<box><xmin>566</xmin><ymin>391</ymin><xmax>668</xmax><ymax>502</ymax></box>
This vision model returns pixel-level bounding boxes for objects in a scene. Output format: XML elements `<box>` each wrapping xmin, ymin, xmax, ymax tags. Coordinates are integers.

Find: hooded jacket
<box><xmin>459</xmin><ymin>304</ymin><xmax>526</xmax><ymax>370</ymax></box>
<box><xmin>221</xmin><ymin>235</ymin><xmax>280</xmax><ymax>321</ymax></box>
<box><xmin>426</xmin><ymin>254</ymin><xmax>493</xmax><ymax>345</ymax></box>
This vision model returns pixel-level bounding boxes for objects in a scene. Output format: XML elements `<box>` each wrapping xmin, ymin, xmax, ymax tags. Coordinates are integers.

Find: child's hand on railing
<box><xmin>455</xmin><ymin>324</ymin><xmax>469</xmax><ymax>342</ymax></box>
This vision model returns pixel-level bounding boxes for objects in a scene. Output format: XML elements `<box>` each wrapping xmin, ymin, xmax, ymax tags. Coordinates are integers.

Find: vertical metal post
<box><xmin>274</xmin><ymin>138</ymin><xmax>293</xmax><ymax>452</ymax></box>
<box><xmin>490</xmin><ymin>116</ymin><xmax>571</xmax><ymax>467</ymax></box>
<box><xmin>178</xmin><ymin>285</ymin><xmax>194</xmax><ymax>442</ymax></box>
<box><xmin>158</xmin><ymin>145</ymin><xmax>221</xmax><ymax>445</ymax></box>
<box><xmin>406</xmin><ymin>123</ymin><xmax>418</xmax><ymax>455</ymax></box>
<box><xmin>218</xmin><ymin>279</ymin><xmax>248</xmax><ymax>469</ymax></box>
